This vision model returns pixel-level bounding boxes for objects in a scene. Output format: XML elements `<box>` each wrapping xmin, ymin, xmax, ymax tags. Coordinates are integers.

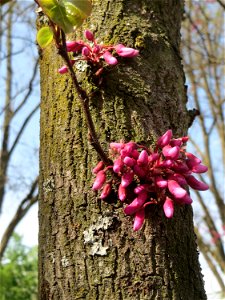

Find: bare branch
<box><xmin>0</xmin><ymin>177</ymin><xmax>38</xmax><ymax>260</ymax></box>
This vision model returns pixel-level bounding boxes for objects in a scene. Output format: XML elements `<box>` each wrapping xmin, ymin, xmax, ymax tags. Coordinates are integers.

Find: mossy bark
<box><xmin>38</xmin><ymin>0</ymin><xmax>206</xmax><ymax>299</ymax></box>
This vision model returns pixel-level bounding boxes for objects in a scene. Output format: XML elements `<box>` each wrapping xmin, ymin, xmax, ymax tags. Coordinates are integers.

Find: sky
<box><xmin>0</xmin><ymin>1</ymin><xmax>224</xmax><ymax>299</ymax></box>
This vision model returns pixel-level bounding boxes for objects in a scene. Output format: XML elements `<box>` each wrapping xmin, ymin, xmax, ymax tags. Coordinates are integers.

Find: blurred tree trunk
<box><xmin>38</xmin><ymin>0</ymin><xmax>206</xmax><ymax>299</ymax></box>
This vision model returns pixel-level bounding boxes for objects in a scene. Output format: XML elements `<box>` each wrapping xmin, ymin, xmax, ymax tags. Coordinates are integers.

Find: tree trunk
<box><xmin>38</xmin><ymin>0</ymin><xmax>206</xmax><ymax>299</ymax></box>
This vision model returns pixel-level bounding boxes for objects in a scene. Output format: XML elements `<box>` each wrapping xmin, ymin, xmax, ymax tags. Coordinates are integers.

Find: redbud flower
<box><xmin>121</xmin><ymin>171</ymin><xmax>134</xmax><ymax>188</ymax></box>
<box><xmin>118</xmin><ymin>184</ymin><xmax>127</xmax><ymax>201</ymax></box>
<box><xmin>58</xmin><ymin>65</ymin><xmax>68</xmax><ymax>74</ymax></box>
<box><xmin>137</xmin><ymin>150</ymin><xmax>149</xmax><ymax>165</ymax></box>
<box><xmin>115</xmin><ymin>44</ymin><xmax>139</xmax><ymax>58</ymax></box>
<box><xmin>162</xmin><ymin>145</ymin><xmax>180</xmax><ymax>160</ymax></box>
<box><xmin>92</xmin><ymin>161</ymin><xmax>104</xmax><ymax>174</ymax></box>
<box><xmin>185</xmin><ymin>175</ymin><xmax>209</xmax><ymax>191</ymax></box>
<box><xmin>133</xmin><ymin>208</ymin><xmax>145</xmax><ymax>231</ymax></box>
<box><xmin>157</xmin><ymin>129</ymin><xmax>172</xmax><ymax>147</ymax></box>
<box><xmin>155</xmin><ymin>176</ymin><xmax>167</xmax><ymax>188</ymax></box>
<box><xmin>124</xmin><ymin>192</ymin><xmax>148</xmax><ymax>215</ymax></box>
<box><xmin>190</xmin><ymin>164</ymin><xmax>208</xmax><ymax>173</ymax></box>
<box><xmin>168</xmin><ymin>180</ymin><xmax>187</xmax><ymax>199</ymax></box>
<box><xmin>92</xmin><ymin>170</ymin><xmax>106</xmax><ymax>190</ymax></box>
<box><xmin>163</xmin><ymin>197</ymin><xmax>174</xmax><ymax>218</ymax></box>
<box><xmin>124</xmin><ymin>156</ymin><xmax>136</xmax><ymax>167</ymax></box>
<box><xmin>100</xmin><ymin>183</ymin><xmax>112</xmax><ymax>199</ymax></box>
<box><xmin>82</xmin><ymin>47</ymin><xmax>90</xmax><ymax>56</ymax></box>
<box><xmin>103</xmin><ymin>51</ymin><xmax>118</xmax><ymax>65</ymax></box>
<box><xmin>113</xmin><ymin>158</ymin><xmax>123</xmax><ymax>173</ymax></box>
<box><xmin>84</xmin><ymin>30</ymin><xmax>94</xmax><ymax>41</ymax></box>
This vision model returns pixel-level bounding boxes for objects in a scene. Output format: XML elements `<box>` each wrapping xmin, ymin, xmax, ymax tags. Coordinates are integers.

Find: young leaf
<box><xmin>39</xmin><ymin>0</ymin><xmax>92</xmax><ymax>33</ymax></box>
<box><xmin>37</xmin><ymin>27</ymin><xmax>54</xmax><ymax>48</ymax></box>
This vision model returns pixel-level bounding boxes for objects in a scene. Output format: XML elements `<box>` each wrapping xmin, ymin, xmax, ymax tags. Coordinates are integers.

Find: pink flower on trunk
<box><xmin>103</xmin><ymin>51</ymin><xmax>118</xmax><ymax>65</ymax></box>
<box><xmin>163</xmin><ymin>197</ymin><xmax>174</xmax><ymax>218</ymax></box>
<box><xmin>84</xmin><ymin>30</ymin><xmax>94</xmax><ymax>41</ymax></box>
<box><xmin>185</xmin><ymin>175</ymin><xmax>209</xmax><ymax>191</ymax></box>
<box><xmin>157</xmin><ymin>129</ymin><xmax>172</xmax><ymax>147</ymax></box>
<box><xmin>168</xmin><ymin>180</ymin><xmax>187</xmax><ymax>199</ymax></box>
<box><xmin>92</xmin><ymin>171</ymin><xmax>106</xmax><ymax>190</ymax></box>
<box><xmin>124</xmin><ymin>192</ymin><xmax>148</xmax><ymax>215</ymax></box>
<box><xmin>100</xmin><ymin>183</ymin><xmax>111</xmax><ymax>199</ymax></box>
<box><xmin>133</xmin><ymin>208</ymin><xmax>145</xmax><ymax>231</ymax></box>
<box><xmin>115</xmin><ymin>44</ymin><xmax>139</xmax><ymax>58</ymax></box>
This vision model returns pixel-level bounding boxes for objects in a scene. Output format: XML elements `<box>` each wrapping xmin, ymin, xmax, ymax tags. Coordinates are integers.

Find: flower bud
<box><xmin>168</xmin><ymin>180</ymin><xmax>187</xmax><ymax>199</ymax></box>
<box><xmin>92</xmin><ymin>161</ymin><xmax>104</xmax><ymax>174</ymax></box>
<box><xmin>92</xmin><ymin>171</ymin><xmax>106</xmax><ymax>190</ymax></box>
<box><xmin>115</xmin><ymin>44</ymin><xmax>139</xmax><ymax>58</ymax></box>
<box><xmin>58</xmin><ymin>65</ymin><xmax>68</xmax><ymax>74</ymax></box>
<box><xmin>124</xmin><ymin>192</ymin><xmax>148</xmax><ymax>215</ymax></box>
<box><xmin>155</xmin><ymin>176</ymin><xmax>168</xmax><ymax>188</ymax></box>
<box><xmin>191</xmin><ymin>164</ymin><xmax>208</xmax><ymax>173</ymax></box>
<box><xmin>162</xmin><ymin>145</ymin><xmax>180</xmax><ymax>160</ymax></box>
<box><xmin>185</xmin><ymin>175</ymin><xmax>209</xmax><ymax>191</ymax></box>
<box><xmin>133</xmin><ymin>209</ymin><xmax>145</xmax><ymax>231</ymax></box>
<box><xmin>103</xmin><ymin>51</ymin><xmax>118</xmax><ymax>65</ymax></box>
<box><xmin>124</xmin><ymin>156</ymin><xmax>136</xmax><ymax>167</ymax></box>
<box><xmin>84</xmin><ymin>30</ymin><xmax>94</xmax><ymax>41</ymax></box>
<box><xmin>118</xmin><ymin>184</ymin><xmax>127</xmax><ymax>201</ymax></box>
<box><xmin>163</xmin><ymin>197</ymin><xmax>174</xmax><ymax>218</ymax></box>
<box><xmin>100</xmin><ymin>183</ymin><xmax>111</xmax><ymax>199</ymax></box>
<box><xmin>137</xmin><ymin>150</ymin><xmax>149</xmax><ymax>165</ymax></box>
<box><xmin>113</xmin><ymin>158</ymin><xmax>123</xmax><ymax>173</ymax></box>
<box><xmin>121</xmin><ymin>171</ymin><xmax>134</xmax><ymax>187</ymax></box>
<box><xmin>82</xmin><ymin>46</ymin><xmax>90</xmax><ymax>56</ymax></box>
<box><xmin>157</xmin><ymin>130</ymin><xmax>172</xmax><ymax>147</ymax></box>
<box><xmin>133</xmin><ymin>165</ymin><xmax>146</xmax><ymax>178</ymax></box>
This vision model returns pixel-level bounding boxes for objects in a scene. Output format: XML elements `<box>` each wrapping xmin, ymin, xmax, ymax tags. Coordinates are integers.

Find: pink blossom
<box><xmin>118</xmin><ymin>184</ymin><xmax>127</xmax><ymax>201</ymax></box>
<box><xmin>100</xmin><ymin>183</ymin><xmax>111</xmax><ymax>199</ymax></box>
<box><xmin>82</xmin><ymin>47</ymin><xmax>90</xmax><ymax>56</ymax></box>
<box><xmin>115</xmin><ymin>44</ymin><xmax>139</xmax><ymax>58</ymax></box>
<box><xmin>155</xmin><ymin>176</ymin><xmax>168</xmax><ymax>188</ymax></box>
<box><xmin>133</xmin><ymin>165</ymin><xmax>146</xmax><ymax>178</ymax></box>
<box><xmin>92</xmin><ymin>161</ymin><xmax>104</xmax><ymax>174</ymax></box>
<box><xmin>185</xmin><ymin>175</ymin><xmax>209</xmax><ymax>191</ymax></box>
<box><xmin>66</xmin><ymin>40</ymin><xmax>84</xmax><ymax>52</ymax></box>
<box><xmin>113</xmin><ymin>158</ymin><xmax>123</xmax><ymax>173</ymax></box>
<box><xmin>186</xmin><ymin>152</ymin><xmax>201</xmax><ymax>168</ymax></box>
<box><xmin>121</xmin><ymin>171</ymin><xmax>134</xmax><ymax>187</ymax></box>
<box><xmin>157</xmin><ymin>130</ymin><xmax>172</xmax><ymax>147</ymax></box>
<box><xmin>137</xmin><ymin>150</ymin><xmax>149</xmax><ymax>165</ymax></box>
<box><xmin>92</xmin><ymin>171</ymin><xmax>106</xmax><ymax>190</ymax></box>
<box><xmin>162</xmin><ymin>145</ymin><xmax>180</xmax><ymax>160</ymax></box>
<box><xmin>124</xmin><ymin>192</ymin><xmax>148</xmax><ymax>215</ymax></box>
<box><xmin>58</xmin><ymin>65</ymin><xmax>68</xmax><ymax>74</ymax></box>
<box><xmin>124</xmin><ymin>156</ymin><xmax>136</xmax><ymax>167</ymax></box>
<box><xmin>168</xmin><ymin>180</ymin><xmax>187</xmax><ymax>199</ymax></box>
<box><xmin>191</xmin><ymin>164</ymin><xmax>208</xmax><ymax>173</ymax></box>
<box><xmin>84</xmin><ymin>30</ymin><xmax>94</xmax><ymax>41</ymax></box>
<box><xmin>103</xmin><ymin>51</ymin><xmax>118</xmax><ymax>65</ymax></box>
<box><xmin>133</xmin><ymin>208</ymin><xmax>145</xmax><ymax>231</ymax></box>
<box><xmin>163</xmin><ymin>197</ymin><xmax>174</xmax><ymax>218</ymax></box>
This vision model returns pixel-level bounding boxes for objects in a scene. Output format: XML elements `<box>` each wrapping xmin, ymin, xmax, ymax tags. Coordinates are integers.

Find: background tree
<box><xmin>0</xmin><ymin>233</ymin><xmax>38</xmax><ymax>300</ymax></box>
<box><xmin>0</xmin><ymin>1</ymin><xmax>39</xmax><ymax>259</ymax></box>
<box><xmin>182</xmin><ymin>0</ymin><xmax>225</xmax><ymax>295</ymax></box>
<box><xmin>38</xmin><ymin>0</ymin><xmax>207</xmax><ymax>299</ymax></box>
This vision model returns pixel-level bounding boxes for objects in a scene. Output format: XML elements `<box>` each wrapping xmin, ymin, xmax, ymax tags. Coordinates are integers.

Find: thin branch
<box><xmin>57</xmin><ymin>30</ymin><xmax>111</xmax><ymax>165</ymax></box>
<box><xmin>0</xmin><ymin>177</ymin><xmax>38</xmax><ymax>260</ymax></box>
<box><xmin>8</xmin><ymin>103</ymin><xmax>39</xmax><ymax>158</ymax></box>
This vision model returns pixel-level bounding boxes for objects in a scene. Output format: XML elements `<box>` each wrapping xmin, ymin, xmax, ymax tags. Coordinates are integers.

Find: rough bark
<box><xmin>39</xmin><ymin>0</ymin><xmax>206</xmax><ymax>299</ymax></box>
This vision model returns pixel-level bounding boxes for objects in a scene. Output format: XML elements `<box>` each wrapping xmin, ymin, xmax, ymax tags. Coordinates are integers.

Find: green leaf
<box><xmin>37</xmin><ymin>27</ymin><xmax>54</xmax><ymax>48</ymax></box>
<box><xmin>39</xmin><ymin>0</ymin><xmax>92</xmax><ymax>33</ymax></box>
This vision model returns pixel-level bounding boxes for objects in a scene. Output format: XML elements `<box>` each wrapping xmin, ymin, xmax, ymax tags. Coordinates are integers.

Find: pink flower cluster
<box><xmin>58</xmin><ymin>30</ymin><xmax>139</xmax><ymax>74</ymax></box>
<box><xmin>92</xmin><ymin>130</ymin><xmax>209</xmax><ymax>231</ymax></box>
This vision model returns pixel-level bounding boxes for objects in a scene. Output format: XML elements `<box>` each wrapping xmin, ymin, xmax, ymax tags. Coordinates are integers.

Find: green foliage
<box><xmin>37</xmin><ymin>26</ymin><xmax>54</xmax><ymax>48</ymax></box>
<box><xmin>39</xmin><ymin>0</ymin><xmax>92</xmax><ymax>33</ymax></box>
<box><xmin>0</xmin><ymin>234</ymin><xmax>38</xmax><ymax>300</ymax></box>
